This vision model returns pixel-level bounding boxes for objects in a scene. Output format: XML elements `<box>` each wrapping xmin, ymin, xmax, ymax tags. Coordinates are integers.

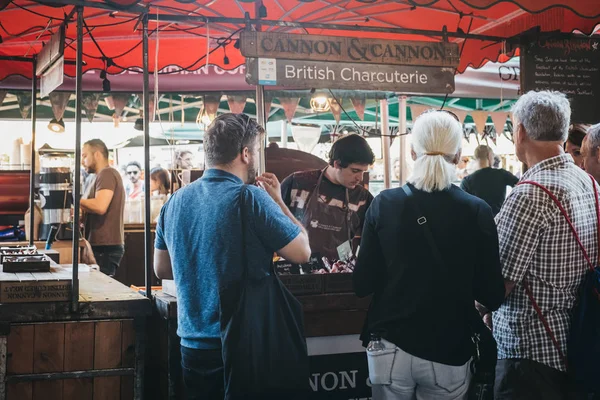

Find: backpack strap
<box><xmin>517</xmin><ymin>175</ymin><xmax>600</xmax><ymax>368</ymax></box>
<box><xmin>522</xmin><ymin>279</ymin><xmax>568</xmax><ymax>366</ymax></box>
<box><xmin>519</xmin><ymin>179</ymin><xmax>596</xmax><ymax>272</ymax></box>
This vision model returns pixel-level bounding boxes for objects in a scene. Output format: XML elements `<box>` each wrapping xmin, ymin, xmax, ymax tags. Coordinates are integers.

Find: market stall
<box><xmin>0</xmin><ymin>1</ymin><xmax>599</xmax><ymax>400</ymax></box>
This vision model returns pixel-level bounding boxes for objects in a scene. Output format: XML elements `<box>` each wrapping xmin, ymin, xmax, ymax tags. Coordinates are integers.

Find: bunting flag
<box><xmin>328</xmin><ymin>97</ymin><xmax>343</xmax><ymax>124</ymax></box>
<box><xmin>227</xmin><ymin>95</ymin><xmax>247</xmax><ymax>114</ymax></box>
<box><xmin>203</xmin><ymin>95</ymin><xmax>221</xmax><ymax>121</ymax></box>
<box><xmin>82</xmin><ymin>93</ymin><xmax>100</xmax><ymax>123</ymax></box>
<box><xmin>449</xmin><ymin>108</ymin><xmax>468</xmax><ymax>125</ymax></box>
<box><xmin>0</xmin><ymin>90</ymin><xmax>6</xmax><ymax>107</ymax></box>
<box><xmin>16</xmin><ymin>92</ymin><xmax>32</xmax><ymax>119</ymax></box>
<box><xmin>409</xmin><ymin>105</ymin><xmax>431</xmax><ymax>121</ymax></box>
<box><xmin>279</xmin><ymin>97</ymin><xmax>299</xmax><ymax>123</ymax></box>
<box><xmin>471</xmin><ymin>111</ymin><xmax>490</xmax><ymax>135</ymax></box>
<box><xmin>105</xmin><ymin>94</ymin><xmax>130</xmax><ymax>126</ymax></box>
<box><xmin>292</xmin><ymin>124</ymin><xmax>321</xmax><ymax>154</ymax></box>
<box><xmin>490</xmin><ymin>111</ymin><xmax>509</xmax><ymax>136</ymax></box>
<box><xmin>350</xmin><ymin>97</ymin><xmax>366</xmax><ymax>121</ymax></box>
<box><xmin>48</xmin><ymin>92</ymin><xmax>71</xmax><ymax>121</ymax></box>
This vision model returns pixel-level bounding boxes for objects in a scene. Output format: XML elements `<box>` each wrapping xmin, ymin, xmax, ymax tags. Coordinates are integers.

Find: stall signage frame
<box><xmin>36</xmin><ymin>25</ymin><xmax>65</xmax><ymax>77</ymax></box>
<box><xmin>520</xmin><ymin>36</ymin><xmax>600</xmax><ymax>124</ymax></box>
<box><xmin>246</xmin><ymin>57</ymin><xmax>455</xmax><ymax>94</ymax></box>
<box><xmin>241</xmin><ymin>31</ymin><xmax>460</xmax><ymax>68</ymax></box>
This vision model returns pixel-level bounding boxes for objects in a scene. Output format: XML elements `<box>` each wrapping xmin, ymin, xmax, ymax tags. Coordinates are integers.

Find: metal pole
<box><xmin>281</xmin><ymin>120</ymin><xmax>287</xmax><ymax>148</ymax></box>
<box><xmin>380</xmin><ymin>99</ymin><xmax>391</xmax><ymax>189</ymax></box>
<box><xmin>142</xmin><ymin>14</ymin><xmax>152</xmax><ymax>299</ymax></box>
<box><xmin>256</xmin><ymin>86</ymin><xmax>266</xmax><ymax>174</ymax></box>
<box><xmin>71</xmin><ymin>6</ymin><xmax>83</xmax><ymax>312</ymax></box>
<box><xmin>399</xmin><ymin>96</ymin><xmax>408</xmax><ymax>185</ymax></box>
<box><xmin>29</xmin><ymin>59</ymin><xmax>37</xmax><ymax>246</ymax></box>
<box><xmin>254</xmin><ymin>1</ymin><xmax>267</xmax><ymax>175</ymax></box>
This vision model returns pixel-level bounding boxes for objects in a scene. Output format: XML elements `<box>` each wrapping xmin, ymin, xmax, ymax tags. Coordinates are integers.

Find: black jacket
<box><xmin>353</xmin><ymin>183</ymin><xmax>505</xmax><ymax>366</ymax></box>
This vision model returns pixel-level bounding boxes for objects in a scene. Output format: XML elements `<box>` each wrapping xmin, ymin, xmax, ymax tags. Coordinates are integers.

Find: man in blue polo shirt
<box><xmin>153</xmin><ymin>113</ymin><xmax>310</xmax><ymax>399</ymax></box>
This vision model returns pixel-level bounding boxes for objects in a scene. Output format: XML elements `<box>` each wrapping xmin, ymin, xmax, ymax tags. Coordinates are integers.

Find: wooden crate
<box><xmin>5</xmin><ymin>320</ymin><xmax>136</xmax><ymax>400</ymax></box>
<box><xmin>0</xmin><ymin>266</ymin><xmax>72</xmax><ymax>303</ymax></box>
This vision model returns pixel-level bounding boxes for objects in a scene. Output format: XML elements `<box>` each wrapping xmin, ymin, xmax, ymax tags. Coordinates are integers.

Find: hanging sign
<box><xmin>36</xmin><ymin>25</ymin><xmax>65</xmax><ymax>76</ymax></box>
<box><xmin>241</xmin><ymin>31</ymin><xmax>459</xmax><ymax>68</ymax></box>
<box><xmin>521</xmin><ymin>37</ymin><xmax>600</xmax><ymax>124</ymax></box>
<box><xmin>246</xmin><ymin>58</ymin><xmax>455</xmax><ymax>93</ymax></box>
<box><xmin>40</xmin><ymin>56</ymin><xmax>64</xmax><ymax>98</ymax></box>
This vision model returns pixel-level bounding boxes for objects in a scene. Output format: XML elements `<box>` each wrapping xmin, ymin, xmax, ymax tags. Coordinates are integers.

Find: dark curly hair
<box><xmin>328</xmin><ymin>133</ymin><xmax>375</xmax><ymax>168</ymax></box>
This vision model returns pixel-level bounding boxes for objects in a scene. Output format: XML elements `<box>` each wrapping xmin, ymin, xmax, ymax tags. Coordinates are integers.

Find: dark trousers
<box><xmin>92</xmin><ymin>245</ymin><xmax>124</xmax><ymax>277</ymax></box>
<box><xmin>181</xmin><ymin>346</ymin><xmax>224</xmax><ymax>400</ymax></box>
<box><xmin>495</xmin><ymin>358</ymin><xmax>571</xmax><ymax>400</ymax></box>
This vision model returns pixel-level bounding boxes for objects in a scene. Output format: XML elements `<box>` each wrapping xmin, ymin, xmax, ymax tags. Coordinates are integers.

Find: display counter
<box><xmin>150</xmin><ymin>287</ymin><xmax>372</xmax><ymax>400</ymax></box>
<box><xmin>0</xmin><ymin>268</ymin><xmax>152</xmax><ymax>400</ymax></box>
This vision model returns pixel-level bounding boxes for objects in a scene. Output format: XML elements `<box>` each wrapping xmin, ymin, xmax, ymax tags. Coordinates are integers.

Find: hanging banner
<box><xmin>82</xmin><ymin>93</ymin><xmax>100</xmax><ymax>123</ymax></box>
<box><xmin>449</xmin><ymin>108</ymin><xmax>468</xmax><ymax>125</ymax></box>
<box><xmin>328</xmin><ymin>97</ymin><xmax>343</xmax><ymax>123</ymax></box>
<box><xmin>16</xmin><ymin>92</ymin><xmax>31</xmax><ymax>119</ymax></box>
<box><xmin>350</xmin><ymin>98</ymin><xmax>366</xmax><ymax>121</ymax></box>
<box><xmin>49</xmin><ymin>92</ymin><xmax>71</xmax><ymax>121</ymax></box>
<box><xmin>279</xmin><ymin>97</ymin><xmax>300</xmax><ymax>123</ymax></box>
<box><xmin>203</xmin><ymin>95</ymin><xmax>220</xmax><ymax>117</ymax></box>
<box><xmin>471</xmin><ymin>110</ymin><xmax>490</xmax><ymax>135</ymax></box>
<box><xmin>490</xmin><ymin>111</ymin><xmax>509</xmax><ymax>135</ymax></box>
<box><xmin>409</xmin><ymin>104</ymin><xmax>431</xmax><ymax>121</ymax></box>
<box><xmin>241</xmin><ymin>32</ymin><xmax>460</xmax><ymax>68</ymax></box>
<box><xmin>227</xmin><ymin>95</ymin><xmax>247</xmax><ymax>114</ymax></box>
<box><xmin>246</xmin><ymin>58</ymin><xmax>455</xmax><ymax>94</ymax></box>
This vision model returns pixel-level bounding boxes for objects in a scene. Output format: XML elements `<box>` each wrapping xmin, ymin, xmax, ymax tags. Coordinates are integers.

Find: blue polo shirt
<box><xmin>155</xmin><ymin>169</ymin><xmax>301</xmax><ymax>349</ymax></box>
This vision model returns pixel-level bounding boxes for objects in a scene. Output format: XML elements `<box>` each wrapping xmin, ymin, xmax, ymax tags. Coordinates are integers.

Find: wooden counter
<box><xmin>0</xmin><ymin>270</ymin><xmax>152</xmax><ymax>400</ymax></box>
<box><xmin>150</xmin><ymin>290</ymin><xmax>370</xmax><ymax>400</ymax></box>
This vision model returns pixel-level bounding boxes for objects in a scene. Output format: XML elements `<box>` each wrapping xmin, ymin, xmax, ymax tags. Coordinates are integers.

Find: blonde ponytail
<box><xmin>407</xmin><ymin>111</ymin><xmax>462</xmax><ymax>192</ymax></box>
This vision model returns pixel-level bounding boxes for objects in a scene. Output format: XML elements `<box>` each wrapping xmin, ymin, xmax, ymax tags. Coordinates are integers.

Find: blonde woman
<box><xmin>353</xmin><ymin>110</ymin><xmax>504</xmax><ymax>400</ymax></box>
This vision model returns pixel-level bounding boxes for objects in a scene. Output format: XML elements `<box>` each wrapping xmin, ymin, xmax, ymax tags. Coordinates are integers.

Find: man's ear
<box><xmin>241</xmin><ymin>147</ymin><xmax>250</xmax><ymax>165</ymax></box>
<box><xmin>333</xmin><ymin>160</ymin><xmax>343</xmax><ymax>170</ymax></box>
<box><xmin>516</xmin><ymin>123</ymin><xmax>526</xmax><ymax>145</ymax></box>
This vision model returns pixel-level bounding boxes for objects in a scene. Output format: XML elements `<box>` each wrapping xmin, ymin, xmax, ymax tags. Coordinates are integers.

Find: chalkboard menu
<box><xmin>521</xmin><ymin>37</ymin><xmax>600</xmax><ymax>124</ymax></box>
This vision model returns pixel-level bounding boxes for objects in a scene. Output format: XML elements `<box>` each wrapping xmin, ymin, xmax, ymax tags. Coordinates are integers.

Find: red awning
<box><xmin>0</xmin><ymin>0</ymin><xmax>598</xmax><ymax>82</ymax></box>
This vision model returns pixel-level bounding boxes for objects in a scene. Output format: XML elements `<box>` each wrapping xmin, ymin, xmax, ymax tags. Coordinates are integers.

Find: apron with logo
<box><xmin>302</xmin><ymin>168</ymin><xmax>352</xmax><ymax>260</ymax></box>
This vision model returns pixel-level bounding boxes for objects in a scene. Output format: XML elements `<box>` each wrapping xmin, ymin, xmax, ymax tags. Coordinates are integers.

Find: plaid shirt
<box><xmin>493</xmin><ymin>154</ymin><xmax>599</xmax><ymax>372</ymax></box>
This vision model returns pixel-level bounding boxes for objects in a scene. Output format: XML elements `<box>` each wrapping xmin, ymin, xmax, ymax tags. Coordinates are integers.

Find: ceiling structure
<box><xmin>0</xmin><ymin>0</ymin><xmax>598</xmax><ymax>82</ymax></box>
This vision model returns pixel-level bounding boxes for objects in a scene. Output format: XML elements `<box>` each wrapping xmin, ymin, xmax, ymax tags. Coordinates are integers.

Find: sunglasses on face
<box><xmin>421</xmin><ymin>108</ymin><xmax>461</xmax><ymax>122</ymax></box>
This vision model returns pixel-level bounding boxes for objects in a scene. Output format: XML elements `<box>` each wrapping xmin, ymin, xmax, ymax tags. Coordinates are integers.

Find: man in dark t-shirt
<box><xmin>460</xmin><ymin>145</ymin><xmax>519</xmax><ymax>216</ymax></box>
<box><xmin>80</xmin><ymin>139</ymin><xmax>126</xmax><ymax>277</ymax></box>
<box><xmin>280</xmin><ymin>134</ymin><xmax>375</xmax><ymax>259</ymax></box>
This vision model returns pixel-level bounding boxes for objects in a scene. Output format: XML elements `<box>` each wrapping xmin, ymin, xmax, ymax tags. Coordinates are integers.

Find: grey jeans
<box><xmin>370</xmin><ymin>339</ymin><xmax>472</xmax><ymax>400</ymax></box>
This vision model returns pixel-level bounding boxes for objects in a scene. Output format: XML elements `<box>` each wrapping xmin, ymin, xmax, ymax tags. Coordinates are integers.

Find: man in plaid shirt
<box><xmin>493</xmin><ymin>91</ymin><xmax>599</xmax><ymax>399</ymax></box>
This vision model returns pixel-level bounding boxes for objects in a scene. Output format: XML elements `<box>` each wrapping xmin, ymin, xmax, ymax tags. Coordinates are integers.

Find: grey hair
<box><xmin>512</xmin><ymin>90</ymin><xmax>571</xmax><ymax>142</ymax></box>
<box><xmin>588</xmin><ymin>123</ymin><xmax>600</xmax><ymax>155</ymax></box>
<box><xmin>408</xmin><ymin>111</ymin><xmax>462</xmax><ymax>192</ymax></box>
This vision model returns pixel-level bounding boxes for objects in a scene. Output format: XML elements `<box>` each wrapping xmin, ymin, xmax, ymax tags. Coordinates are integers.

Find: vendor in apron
<box><xmin>280</xmin><ymin>134</ymin><xmax>376</xmax><ymax>260</ymax></box>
